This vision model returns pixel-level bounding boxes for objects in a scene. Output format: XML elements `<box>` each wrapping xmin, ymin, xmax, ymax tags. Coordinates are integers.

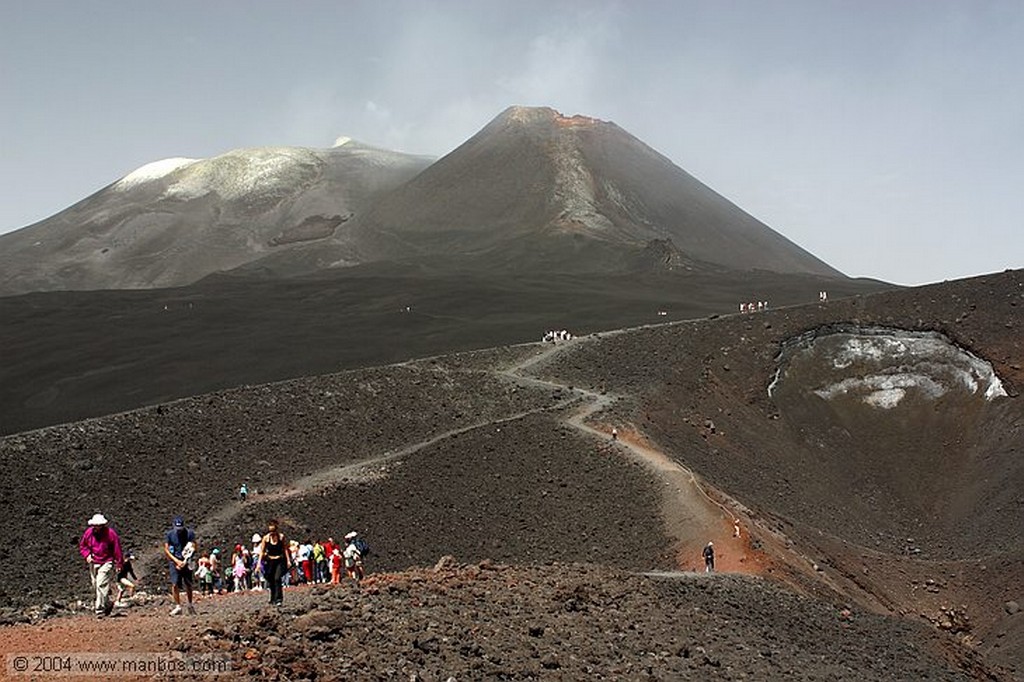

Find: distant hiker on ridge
<box><xmin>239</xmin><ymin>483</ymin><xmax>248</xmax><ymax>502</ymax></box>
<box><xmin>164</xmin><ymin>515</ymin><xmax>197</xmax><ymax>615</ymax></box>
<box><xmin>703</xmin><ymin>541</ymin><xmax>715</xmax><ymax>573</ymax></box>
<box><xmin>79</xmin><ymin>513</ymin><xmax>124</xmax><ymax>618</ymax></box>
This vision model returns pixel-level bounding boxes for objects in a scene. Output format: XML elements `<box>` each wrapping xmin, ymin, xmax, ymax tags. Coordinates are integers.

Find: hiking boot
<box><xmin>169</xmin><ymin>605</ymin><xmax>183</xmax><ymax>616</ymax></box>
<box><xmin>187</xmin><ymin>604</ymin><xmax>197</xmax><ymax>616</ymax></box>
<box><xmin>103</xmin><ymin>602</ymin><xmax>114</xmax><ymax>616</ymax></box>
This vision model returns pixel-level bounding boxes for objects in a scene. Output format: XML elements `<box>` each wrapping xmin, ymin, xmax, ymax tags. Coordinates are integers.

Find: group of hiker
<box><xmin>541</xmin><ymin>329</ymin><xmax>574</xmax><ymax>343</ymax></box>
<box><xmin>79</xmin><ymin>513</ymin><xmax>370</xmax><ymax>617</ymax></box>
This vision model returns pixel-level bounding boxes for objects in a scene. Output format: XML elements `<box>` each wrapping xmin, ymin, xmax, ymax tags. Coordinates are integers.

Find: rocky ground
<box><xmin>0</xmin><ymin>562</ymin><xmax>1001</xmax><ymax>681</ymax></box>
<box><xmin>0</xmin><ymin>269</ymin><xmax>1021</xmax><ymax>679</ymax></box>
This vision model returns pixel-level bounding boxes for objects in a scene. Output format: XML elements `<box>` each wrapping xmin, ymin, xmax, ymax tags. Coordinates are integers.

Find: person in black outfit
<box><xmin>257</xmin><ymin>519</ymin><xmax>292</xmax><ymax>606</ymax></box>
<box><xmin>703</xmin><ymin>541</ymin><xmax>715</xmax><ymax>573</ymax></box>
<box><xmin>114</xmin><ymin>551</ymin><xmax>138</xmax><ymax>603</ymax></box>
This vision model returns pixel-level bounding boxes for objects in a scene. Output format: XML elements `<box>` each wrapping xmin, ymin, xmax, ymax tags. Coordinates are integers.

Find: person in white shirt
<box><xmin>343</xmin><ymin>531</ymin><xmax>365</xmax><ymax>581</ymax></box>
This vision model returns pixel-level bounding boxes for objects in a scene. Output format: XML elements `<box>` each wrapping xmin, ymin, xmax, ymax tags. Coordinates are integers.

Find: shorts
<box><xmin>169</xmin><ymin>561</ymin><xmax>194</xmax><ymax>588</ymax></box>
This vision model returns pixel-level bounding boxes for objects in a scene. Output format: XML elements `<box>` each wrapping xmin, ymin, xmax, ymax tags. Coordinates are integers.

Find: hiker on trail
<box><xmin>733</xmin><ymin>520</ymin><xmax>741</xmax><ymax>538</ymax></box>
<box><xmin>258</xmin><ymin>519</ymin><xmax>292</xmax><ymax>606</ymax></box>
<box><xmin>330</xmin><ymin>547</ymin><xmax>343</xmax><ymax>584</ymax></box>
<box><xmin>251</xmin><ymin>533</ymin><xmax>265</xmax><ymax>590</ymax></box>
<box><xmin>197</xmin><ymin>554</ymin><xmax>214</xmax><ymax>596</ymax></box>
<box><xmin>313</xmin><ymin>541</ymin><xmax>328</xmax><ymax>583</ymax></box>
<box><xmin>239</xmin><ymin>483</ymin><xmax>248</xmax><ymax>502</ymax></box>
<box><xmin>287</xmin><ymin>540</ymin><xmax>301</xmax><ymax>585</ymax></box>
<box><xmin>79</xmin><ymin>513</ymin><xmax>124</xmax><ymax>618</ymax></box>
<box><xmin>295</xmin><ymin>541</ymin><xmax>311</xmax><ymax>584</ymax></box>
<box><xmin>164</xmin><ymin>515</ymin><xmax>197</xmax><ymax>615</ymax></box>
<box><xmin>343</xmin><ymin>531</ymin><xmax>366</xmax><ymax>581</ymax></box>
<box><xmin>113</xmin><ymin>550</ymin><xmax>138</xmax><ymax>606</ymax></box>
<box><xmin>231</xmin><ymin>544</ymin><xmax>248</xmax><ymax>592</ymax></box>
<box><xmin>208</xmin><ymin>548</ymin><xmax>223</xmax><ymax>593</ymax></box>
<box><xmin>611</xmin><ymin>427</ymin><xmax>618</xmax><ymax>441</ymax></box>
<box><xmin>703</xmin><ymin>541</ymin><xmax>715</xmax><ymax>573</ymax></box>
<box><xmin>242</xmin><ymin>546</ymin><xmax>254</xmax><ymax>590</ymax></box>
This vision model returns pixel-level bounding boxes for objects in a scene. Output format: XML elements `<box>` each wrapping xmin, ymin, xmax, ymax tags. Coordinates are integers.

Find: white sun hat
<box><xmin>88</xmin><ymin>513</ymin><xmax>108</xmax><ymax>526</ymax></box>
<box><xmin>344</xmin><ymin>531</ymin><xmax>358</xmax><ymax>540</ymax></box>
<box><xmin>252</xmin><ymin>533</ymin><xmax>262</xmax><ymax>543</ymax></box>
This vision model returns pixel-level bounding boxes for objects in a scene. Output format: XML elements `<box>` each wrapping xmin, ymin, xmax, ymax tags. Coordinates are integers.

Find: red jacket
<box><xmin>79</xmin><ymin>526</ymin><xmax>123</xmax><ymax>568</ymax></box>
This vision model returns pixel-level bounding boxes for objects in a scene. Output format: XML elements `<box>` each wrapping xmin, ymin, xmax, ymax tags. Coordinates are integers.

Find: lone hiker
<box><xmin>164</xmin><ymin>515</ymin><xmax>197</xmax><ymax>615</ymax></box>
<box><xmin>79</xmin><ymin>513</ymin><xmax>124</xmax><ymax>617</ymax></box>
<box><xmin>703</xmin><ymin>541</ymin><xmax>715</xmax><ymax>573</ymax></box>
<box><xmin>611</xmin><ymin>427</ymin><xmax>618</xmax><ymax>441</ymax></box>
<box><xmin>239</xmin><ymin>483</ymin><xmax>248</xmax><ymax>502</ymax></box>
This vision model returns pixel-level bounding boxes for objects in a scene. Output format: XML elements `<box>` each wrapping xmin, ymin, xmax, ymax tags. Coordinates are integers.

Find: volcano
<box><xmin>0</xmin><ymin>109</ymin><xmax>890</xmax><ymax>435</ymax></box>
<box><xmin>0</xmin><ymin>141</ymin><xmax>433</xmax><ymax>295</ymax></box>
<box><xmin>249</xmin><ymin>106</ymin><xmax>844</xmax><ymax>278</ymax></box>
<box><xmin>0</xmin><ymin>106</ymin><xmax>843</xmax><ymax>295</ymax></box>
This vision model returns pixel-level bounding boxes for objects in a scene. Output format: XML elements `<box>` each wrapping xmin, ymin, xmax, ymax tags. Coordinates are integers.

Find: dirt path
<box><xmin>129</xmin><ymin>332</ymin><xmax>838</xmax><ymax>594</ymax></box>
<box><xmin>130</xmin><ymin>334</ymin><xmax>767</xmax><ymax>581</ymax></box>
<box><xmin>501</xmin><ymin>339</ymin><xmax>760</xmax><ymax>575</ymax></box>
<box><xmin>502</xmin><ymin>339</ymin><xmax>892</xmax><ymax>606</ymax></box>
<box><xmin>193</xmin><ymin>331</ymin><xmax>774</xmax><ymax>577</ymax></box>
<box><xmin>197</xmin><ymin>397</ymin><xmax>579</xmax><ymax>522</ymax></box>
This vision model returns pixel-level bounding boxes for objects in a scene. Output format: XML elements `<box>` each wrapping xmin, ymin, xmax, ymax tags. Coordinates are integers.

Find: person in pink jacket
<box><xmin>79</xmin><ymin>513</ymin><xmax>124</xmax><ymax>617</ymax></box>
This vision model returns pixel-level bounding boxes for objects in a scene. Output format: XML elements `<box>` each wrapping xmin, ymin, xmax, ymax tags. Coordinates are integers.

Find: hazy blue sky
<box><xmin>2</xmin><ymin>1</ymin><xmax>1021</xmax><ymax>285</ymax></box>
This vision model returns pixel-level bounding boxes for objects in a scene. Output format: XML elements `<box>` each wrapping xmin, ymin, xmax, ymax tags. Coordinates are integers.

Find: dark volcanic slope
<box><xmin>535</xmin><ymin>269</ymin><xmax>1024</xmax><ymax>560</ymax></box>
<box><xmin>0</xmin><ymin>268</ymin><xmax>889</xmax><ymax>436</ymax></box>
<box><xmin>533</xmin><ymin>268</ymin><xmax>1024</xmax><ymax>673</ymax></box>
<box><xmin>268</xmin><ymin>105</ymin><xmax>844</xmax><ymax>278</ymax></box>
<box><xmin>0</xmin><ymin>351</ymin><xmax>675</xmax><ymax>610</ymax></box>
<box><xmin>0</xmin><ymin>142</ymin><xmax>432</xmax><ymax>295</ymax></box>
<box><xmin>218</xmin><ymin>412</ymin><xmax>672</xmax><ymax>573</ymax></box>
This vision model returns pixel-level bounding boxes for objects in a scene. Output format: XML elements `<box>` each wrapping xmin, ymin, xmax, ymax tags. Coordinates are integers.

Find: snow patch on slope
<box><xmin>110</xmin><ymin>148</ymin><xmax>324</xmax><ymax>203</ymax></box>
<box><xmin>162</xmin><ymin>148</ymin><xmax>323</xmax><ymax>202</ymax></box>
<box><xmin>777</xmin><ymin>327</ymin><xmax>1006</xmax><ymax>409</ymax></box>
<box><xmin>114</xmin><ymin>158</ymin><xmax>200</xmax><ymax>190</ymax></box>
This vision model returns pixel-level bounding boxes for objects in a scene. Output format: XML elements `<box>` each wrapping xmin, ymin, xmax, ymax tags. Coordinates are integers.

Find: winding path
<box><xmin>502</xmin><ymin>338</ymin><xmax>757</xmax><ymax>574</ymax></box>
<box><xmin>179</xmin><ymin>331</ymin><xmax>794</xmax><ymax>581</ymax></box>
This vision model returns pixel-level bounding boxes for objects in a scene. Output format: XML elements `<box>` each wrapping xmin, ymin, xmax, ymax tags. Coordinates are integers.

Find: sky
<box><xmin>1</xmin><ymin>1</ymin><xmax>1022</xmax><ymax>285</ymax></box>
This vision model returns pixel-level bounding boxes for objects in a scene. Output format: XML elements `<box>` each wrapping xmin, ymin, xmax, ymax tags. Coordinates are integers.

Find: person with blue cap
<box><xmin>164</xmin><ymin>515</ymin><xmax>197</xmax><ymax>615</ymax></box>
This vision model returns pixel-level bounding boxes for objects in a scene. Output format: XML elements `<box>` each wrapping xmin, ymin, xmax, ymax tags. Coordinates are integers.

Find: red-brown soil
<box><xmin>0</xmin><ymin>564</ymin><xmax>996</xmax><ymax>681</ymax></box>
